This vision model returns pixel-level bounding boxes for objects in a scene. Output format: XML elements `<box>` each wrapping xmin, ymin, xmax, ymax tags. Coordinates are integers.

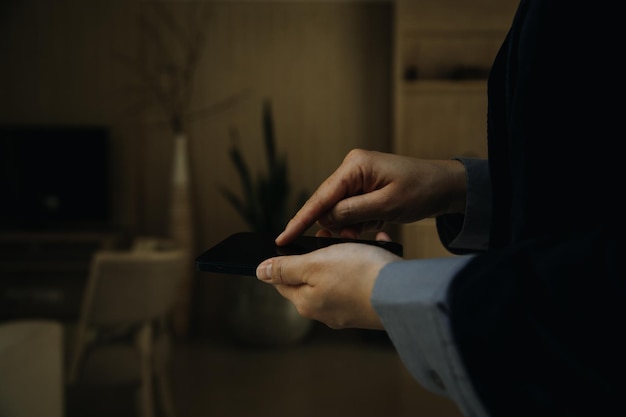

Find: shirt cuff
<box><xmin>372</xmin><ymin>256</ymin><xmax>489</xmax><ymax>417</ymax></box>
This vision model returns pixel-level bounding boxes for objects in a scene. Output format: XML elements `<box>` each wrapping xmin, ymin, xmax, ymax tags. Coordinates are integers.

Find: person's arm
<box><xmin>372</xmin><ymin>257</ymin><xmax>490</xmax><ymax>417</ymax></box>
<box><xmin>371</xmin><ymin>157</ymin><xmax>493</xmax><ymax>416</ymax></box>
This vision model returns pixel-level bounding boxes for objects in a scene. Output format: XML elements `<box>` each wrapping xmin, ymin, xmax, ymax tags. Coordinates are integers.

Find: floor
<box><xmin>65</xmin><ymin>324</ymin><xmax>465</xmax><ymax>417</ymax></box>
<box><xmin>168</xmin><ymin>325</ymin><xmax>464</xmax><ymax>417</ymax></box>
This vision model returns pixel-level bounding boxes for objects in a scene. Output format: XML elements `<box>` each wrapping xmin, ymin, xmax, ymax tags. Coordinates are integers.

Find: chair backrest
<box><xmin>80</xmin><ymin>247</ymin><xmax>186</xmax><ymax>326</ymax></box>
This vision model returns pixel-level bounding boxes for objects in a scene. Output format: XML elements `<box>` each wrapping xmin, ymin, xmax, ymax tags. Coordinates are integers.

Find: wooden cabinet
<box><xmin>393</xmin><ymin>0</ymin><xmax>517</xmax><ymax>259</ymax></box>
<box><xmin>397</xmin><ymin>80</ymin><xmax>488</xmax><ymax>160</ymax></box>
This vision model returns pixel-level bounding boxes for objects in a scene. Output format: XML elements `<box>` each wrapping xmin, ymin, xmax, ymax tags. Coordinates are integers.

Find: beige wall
<box><xmin>0</xmin><ymin>0</ymin><xmax>391</xmax><ymax>240</ymax></box>
<box><xmin>0</xmin><ymin>0</ymin><xmax>392</xmax><ymax>333</ymax></box>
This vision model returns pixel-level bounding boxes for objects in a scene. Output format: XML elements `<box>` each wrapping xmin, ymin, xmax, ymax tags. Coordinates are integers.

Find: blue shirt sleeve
<box><xmin>372</xmin><ymin>257</ymin><xmax>489</xmax><ymax>417</ymax></box>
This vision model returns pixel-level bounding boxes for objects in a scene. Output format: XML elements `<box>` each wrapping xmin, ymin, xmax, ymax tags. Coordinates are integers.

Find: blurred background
<box><xmin>0</xmin><ymin>1</ymin><xmax>517</xmax><ymax>416</ymax></box>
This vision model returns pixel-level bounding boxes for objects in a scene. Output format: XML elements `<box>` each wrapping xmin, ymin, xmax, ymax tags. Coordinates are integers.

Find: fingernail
<box><xmin>256</xmin><ymin>260</ymin><xmax>272</xmax><ymax>281</ymax></box>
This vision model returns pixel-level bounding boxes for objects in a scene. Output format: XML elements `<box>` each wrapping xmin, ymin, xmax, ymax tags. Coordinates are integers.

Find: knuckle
<box><xmin>345</xmin><ymin>148</ymin><xmax>368</xmax><ymax>164</ymax></box>
<box><xmin>274</xmin><ymin>261</ymin><xmax>284</xmax><ymax>283</ymax></box>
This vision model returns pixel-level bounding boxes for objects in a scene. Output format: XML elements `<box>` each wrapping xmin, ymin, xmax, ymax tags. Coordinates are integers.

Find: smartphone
<box><xmin>195</xmin><ymin>231</ymin><xmax>403</xmax><ymax>276</ymax></box>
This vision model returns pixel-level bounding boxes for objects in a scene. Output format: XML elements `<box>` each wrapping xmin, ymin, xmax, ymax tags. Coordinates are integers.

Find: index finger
<box><xmin>276</xmin><ymin>166</ymin><xmax>356</xmax><ymax>245</ymax></box>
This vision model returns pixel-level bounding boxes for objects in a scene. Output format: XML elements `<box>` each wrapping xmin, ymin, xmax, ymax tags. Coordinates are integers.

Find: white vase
<box><xmin>168</xmin><ymin>132</ymin><xmax>194</xmax><ymax>338</ymax></box>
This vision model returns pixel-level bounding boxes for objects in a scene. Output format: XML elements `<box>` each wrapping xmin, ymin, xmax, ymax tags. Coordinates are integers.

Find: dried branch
<box><xmin>117</xmin><ymin>1</ymin><xmax>216</xmax><ymax>134</ymax></box>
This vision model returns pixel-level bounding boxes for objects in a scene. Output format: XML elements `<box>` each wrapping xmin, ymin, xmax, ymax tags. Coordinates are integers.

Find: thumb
<box><xmin>256</xmin><ymin>256</ymin><xmax>300</xmax><ymax>285</ymax></box>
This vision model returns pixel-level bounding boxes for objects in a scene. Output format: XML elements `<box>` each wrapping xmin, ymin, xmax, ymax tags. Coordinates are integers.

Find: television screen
<box><xmin>0</xmin><ymin>125</ymin><xmax>110</xmax><ymax>231</ymax></box>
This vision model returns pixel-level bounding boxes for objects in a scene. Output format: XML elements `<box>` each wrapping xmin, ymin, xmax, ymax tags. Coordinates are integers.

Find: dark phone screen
<box><xmin>195</xmin><ymin>232</ymin><xmax>403</xmax><ymax>276</ymax></box>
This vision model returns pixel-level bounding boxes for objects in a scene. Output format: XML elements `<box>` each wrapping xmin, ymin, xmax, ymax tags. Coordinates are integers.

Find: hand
<box><xmin>276</xmin><ymin>149</ymin><xmax>466</xmax><ymax>245</ymax></box>
<box><xmin>256</xmin><ymin>231</ymin><xmax>402</xmax><ymax>330</ymax></box>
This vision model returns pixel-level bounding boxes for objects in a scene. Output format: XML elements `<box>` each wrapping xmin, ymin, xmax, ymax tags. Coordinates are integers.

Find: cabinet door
<box><xmin>398</xmin><ymin>80</ymin><xmax>488</xmax><ymax>160</ymax></box>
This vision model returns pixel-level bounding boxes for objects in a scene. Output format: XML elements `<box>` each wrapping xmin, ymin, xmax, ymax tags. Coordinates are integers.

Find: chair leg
<box><xmin>67</xmin><ymin>322</ymin><xmax>88</xmax><ymax>384</ymax></box>
<box><xmin>153</xmin><ymin>326</ymin><xmax>176</xmax><ymax>417</ymax></box>
<box><xmin>136</xmin><ymin>324</ymin><xmax>155</xmax><ymax>417</ymax></box>
<box><xmin>156</xmin><ymin>373</ymin><xmax>177</xmax><ymax>417</ymax></box>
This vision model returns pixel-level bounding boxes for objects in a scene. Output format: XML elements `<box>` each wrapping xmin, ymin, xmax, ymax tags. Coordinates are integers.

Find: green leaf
<box><xmin>262</xmin><ymin>99</ymin><xmax>276</xmax><ymax>169</ymax></box>
<box><xmin>218</xmin><ymin>186</ymin><xmax>255</xmax><ymax>230</ymax></box>
<box><xmin>218</xmin><ymin>98</ymin><xmax>309</xmax><ymax>233</ymax></box>
<box><xmin>228</xmin><ymin>129</ymin><xmax>254</xmax><ymax>205</ymax></box>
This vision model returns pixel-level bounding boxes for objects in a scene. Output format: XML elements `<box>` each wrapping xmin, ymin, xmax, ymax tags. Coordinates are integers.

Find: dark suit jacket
<box><xmin>444</xmin><ymin>1</ymin><xmax>625</xmax><ymax>415</ymax></box>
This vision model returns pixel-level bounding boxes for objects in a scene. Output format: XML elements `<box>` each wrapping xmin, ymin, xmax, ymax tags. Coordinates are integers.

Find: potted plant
<box><xmin>218</xmin><ymin>99</ymin><xmax>313</xmax><ymax>346</ymax></box>
<box><xmin>220</xmin><ymin>99</ymin><xmax>308</xmax><ymax>234</ymax></box>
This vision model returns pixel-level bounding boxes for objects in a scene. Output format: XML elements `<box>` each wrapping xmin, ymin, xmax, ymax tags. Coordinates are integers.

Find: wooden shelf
<box><xmin>401</xmin><ymin>79</ymin><xmax>487</xmax><ymax>94</ymax></box>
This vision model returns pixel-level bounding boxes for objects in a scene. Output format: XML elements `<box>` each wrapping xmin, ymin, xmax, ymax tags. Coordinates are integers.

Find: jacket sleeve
<box><xmin>446</xmin><ymin>227</ymin><xmax>626</xmax><ymax>417</ymax></box>
<box><xmin>436</xmin><ymin>157</ymin><xmax>492</xmax><ymax>254</ymax></box>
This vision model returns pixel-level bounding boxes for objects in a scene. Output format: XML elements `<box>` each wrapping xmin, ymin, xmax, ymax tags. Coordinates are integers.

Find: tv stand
<box><xmin>0</xmin><ymin>231</ymin><xmax>122</xmax><ymax>322</ymax></box>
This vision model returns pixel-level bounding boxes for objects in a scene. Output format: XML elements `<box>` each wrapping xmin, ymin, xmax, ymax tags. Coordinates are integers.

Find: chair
<box><xmin>66</xmin><ymin>238</ymin><xmax>186</xmax><ymax>417</ymax></box>
<box><xmin>0</xmin><ymin>320</ymin><xmax>64</xmax><ymax>417</ymax></box>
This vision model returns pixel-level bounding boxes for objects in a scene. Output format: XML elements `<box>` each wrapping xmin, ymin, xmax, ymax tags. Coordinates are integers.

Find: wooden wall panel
<box><xmin>401</xmin><ymin>219</ymin><xmax>452</xmax><ymax>260</ymax></box>
<box><xmin>398</xmin><ymin>81</ymin><xmax>488</xmax><ymax>160</ymax></box>
<box><xmin>396</xmin><ymin>0</ymin><xmax>518</xmax><ymax>32</ymax></box>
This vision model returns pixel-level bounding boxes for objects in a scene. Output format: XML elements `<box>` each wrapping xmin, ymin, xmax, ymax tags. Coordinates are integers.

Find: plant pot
<box><xmin>225</xmin><ymin>276</ymin><xmax>313</xmax><ymax>347</ymax></box>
